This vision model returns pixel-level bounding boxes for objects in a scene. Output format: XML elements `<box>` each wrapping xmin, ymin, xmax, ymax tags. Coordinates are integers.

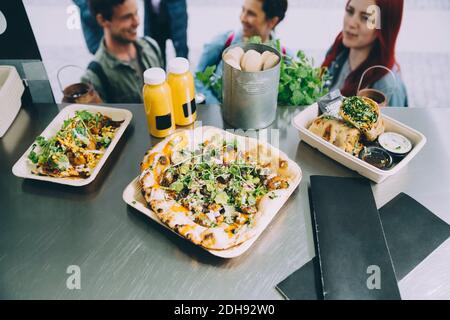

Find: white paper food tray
<box><xmin>292</xmin><ymin>103</ymin><xmax>426</xmax><ymax>183</ymax></box>
<box><xmin>123</xmin><ymin>126</ymin><xmax>302</xmax><ymax>258</ymax></box>
<box><xmin>12</xmin><ymin>104</ymin><xmax>132</xmax><ymax>186</ymax></box>
<box><xmin>0</xmin><ymin>66</ymin><xmax>25</xmax><ymax>138</ymax></box>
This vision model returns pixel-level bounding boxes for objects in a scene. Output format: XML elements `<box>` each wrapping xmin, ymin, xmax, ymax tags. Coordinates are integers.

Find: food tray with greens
<box><xmin>12</xmin><ymin>104</ymin><xmax>132</xmax><ymax>186</ymax></box>
<box><xmin>292</xmin><ymin>101</ymin><xmax>426</xmax><ymax>183</ymax></box>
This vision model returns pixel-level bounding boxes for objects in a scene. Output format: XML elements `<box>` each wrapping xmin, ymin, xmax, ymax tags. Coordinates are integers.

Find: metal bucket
<box><xmin>222</xmin><ymin>43</ymin><xmax>281</xmax><ymax>129</ymax></box>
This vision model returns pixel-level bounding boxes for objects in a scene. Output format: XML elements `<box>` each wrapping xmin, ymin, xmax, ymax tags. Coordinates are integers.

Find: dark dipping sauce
<box><xmin>359</xmin><ymin>146</ymin><xmax>393</xmax><ymax>170</ymax></box>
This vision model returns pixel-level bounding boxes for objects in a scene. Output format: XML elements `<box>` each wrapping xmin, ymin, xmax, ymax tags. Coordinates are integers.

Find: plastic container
<box><xmin>292</xmin><ymin>103</ymin><xmax>427</xmax><ymax>183</ymax></box>
<box><xmin>142</xmin><ymin>68</ymin><xmax>175</xmax><ymax>138</ymax></box>
<box><xmin>0</xmin><ymin>66</ymin><xmax>25</xmax><ymax>138</ymax></box>
<box><xmin>358</xmin><ymin>146</ymin><xmax>393</xmax><ymax>170</ymax></box>
<box><xmin>222</xmin><ymin>43</ymin><xmax>281</xmax><ymax>129</ymax></box>
<box><xmin>378</xmin><ymin>132</ymin><xmax>412</xmax><ymax>159</ymax></box>
<box><xmin>167</xmin><ymin>58</ymin><xmax>197</xmax><ymax>126</ymax></box>
<box><xmin>12</xmin><ymin>104</ymin><xmax>132</xmax><ymax>186</ymax></box>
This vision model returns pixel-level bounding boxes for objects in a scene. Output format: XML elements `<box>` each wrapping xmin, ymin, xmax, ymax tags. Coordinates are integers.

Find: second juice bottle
<box><xmin>167</xmin><ymin>58</ymin><xmax>197</xmax><ymax>126</ymax></box>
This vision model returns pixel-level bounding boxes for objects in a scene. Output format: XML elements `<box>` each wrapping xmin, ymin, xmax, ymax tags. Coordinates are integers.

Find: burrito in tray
<box><xmin>339</xmin><ymin>96</ymin><xmax>384</xmax><ymax>142</ymax></box>
<box><xmin>308</xmin><ymin>115</ymin><xmax>363</xmax><ymax>156</ymax></box>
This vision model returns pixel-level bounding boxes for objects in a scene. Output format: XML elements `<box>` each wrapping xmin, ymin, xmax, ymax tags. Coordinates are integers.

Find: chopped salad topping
<box><xmin>341</xmin><ymin>96</ymin><xmax>378</xmax><ymax>128</ymax></box>
<box><xmin>152</xmin><ymin>136</ymin><xmax>289</xmax><ymax>228</ymax></box>
<box><xmin>28</xmin><ymin>110</ymin><xmax>123</xmax><ymax>178</ymax></box>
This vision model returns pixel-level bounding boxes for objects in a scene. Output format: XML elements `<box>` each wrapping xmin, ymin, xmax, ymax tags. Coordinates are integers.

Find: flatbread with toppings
<box><xmin>138</xmin><ymin>126</ymin><xmax>301</xmax><ymax>250</ymax></box>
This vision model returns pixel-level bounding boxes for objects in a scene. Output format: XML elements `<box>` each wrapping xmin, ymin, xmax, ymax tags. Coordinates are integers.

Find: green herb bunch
<box><xmin>278</xmin><ymin>50</ymin><xmax>329</xmax><ymax>106</ymax></box>
<box><xmin>196</xmin><ymin>65</ymin><xmax>223</xmax><ymax>102</ymax></box>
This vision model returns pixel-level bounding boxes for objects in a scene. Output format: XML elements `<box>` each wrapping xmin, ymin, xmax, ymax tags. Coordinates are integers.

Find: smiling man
<box><xmin>82</xmin><ymin>0</ymin><xmax>163</xmax><ymax>103</ymax></box>
<box><xmin>195</xmin><ymin>0</ymin><xmax>288</xmax><ymax>104</ymax></box>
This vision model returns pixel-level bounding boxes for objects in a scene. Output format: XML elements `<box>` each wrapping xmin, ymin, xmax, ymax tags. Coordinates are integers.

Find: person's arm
<box><xmin>195</xmin><ymin>31</ymin><xmax>230</xmax><ymax>104</ymax></box>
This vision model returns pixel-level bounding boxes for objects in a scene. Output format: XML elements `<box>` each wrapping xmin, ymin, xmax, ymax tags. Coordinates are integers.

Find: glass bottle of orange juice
<box><xmin>142</xmin><ymin>68</ymin><xmax>175</xmax><ymax>138</ymax></box>
<box><xmin>167</xmin><ymin>58</ymin><xmax>197</xmax><ymax>126</ymax></box>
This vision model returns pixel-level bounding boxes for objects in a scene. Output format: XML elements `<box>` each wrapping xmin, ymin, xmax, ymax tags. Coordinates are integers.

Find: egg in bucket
<box><xmin>222</xmin><ymin>43</ymin><xmax>281</xmax><ymax>129</ymax></box>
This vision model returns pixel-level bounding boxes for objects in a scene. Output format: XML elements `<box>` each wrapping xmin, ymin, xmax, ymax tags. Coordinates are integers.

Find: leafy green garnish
<box><xmin>170</xmin><ymin>180</ymin><xmax>184</xmax><ymax>193</ymax></box>
<box><xmin>214</xmin><ymin>191</ymin><xmax>229</xmax><ymax>205</ymax></box>
<box><xmin>248</xmin><ymin>36</ymin><xmax>263</xmax><ymax>44</ymax></box>
<box><xmin>278</xmin><ymin>51</ymin><xmax>329</xmax><ymax>106</ymax></box>
<box><xmin>100</xmin><ymin>136</ymin><xmax>111</xmax><ymax>147</ymax></box>
<box><xmin>195</xmin><ymin>65</ymin><xmax>223</xmax><ymax>101</ymax></box>
<box><xmin>28</xmin><ymin>136</ymin><xmax>66</xmax><ymax>169</ymax></box>
<box><xmin>247</xmin><ymin>194</ymin><xmax>256</xmax><ymax>206</ymax></box>
<box><xmin>63</xmin><ymin>118</ymin><xmax>71</xmax><ymax>129</ymax></box>
<box><xmin>28</xmin><ymin>148</ymin><xmax>39</xmax><ymax>164</ymax></box>
<box><xmin>75</xmin><ymin>110</ymin><xmax>94</xmax><ymax>122</ymax></box>
<box><xmin>342</xmin><ymin>96</ymin><xmax>378</xmax><ymax>126</ymax></box>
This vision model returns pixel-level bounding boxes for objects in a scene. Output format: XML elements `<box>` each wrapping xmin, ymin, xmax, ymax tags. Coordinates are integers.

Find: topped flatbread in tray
<box><xmin>137</xmin><ymin>126</ymin><xmax>302</xmax><ymax>251</ymax></box>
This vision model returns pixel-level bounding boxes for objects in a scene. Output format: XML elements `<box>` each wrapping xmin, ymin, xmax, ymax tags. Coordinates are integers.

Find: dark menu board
<box><xmin>0</xmin><ymin>1</ymin><xmax>41</xmax><ymax>60</ymax></box>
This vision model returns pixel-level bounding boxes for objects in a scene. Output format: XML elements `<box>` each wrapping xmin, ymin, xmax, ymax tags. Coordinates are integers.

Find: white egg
<box><xmin>223</xmin><ymin>51</ymin><xmax>237</xmax><ymax>64</ymax></box>
<box><xmin>261</xmin><ymin>51</ymin><xmax>273</xmax><ymax>64</ymax></box>
<box><xmin>228</xmin><ymin>47</ymin><xmax>244</xmax><ymax>63</ymax></box>
<box><xmin>241</xmin><ymin>50</ymin><xmax>263</xmax><ymax>72</ymax></box>
<box><xmin>263</xmin><ymin>52</ymin><xmax>280</xmax><ymax>70</ymax></box>
<box><xmin>224</xmin><ymin>57</ymin><xmax>242</xmax><ymax>70</ymax></box>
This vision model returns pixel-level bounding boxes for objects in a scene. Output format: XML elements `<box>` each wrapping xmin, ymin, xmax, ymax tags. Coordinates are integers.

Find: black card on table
<box><xmin>280</xmin><ymin>176</ymin><xmax>401</xmax><ymax>300</ymax></box>
<box><xmin>379</xmin><ymin>192</ymin><xmax>450</xmax><ymax>280</ymax></box>
<box><xmin>277</xmin><ymin>182</ymin><xmax>450</xmax><ymax>300</ymax></box>
<box><xmin>276</xmin><ymin>257</ymin><xmax>323</xmax><ymax>300</ymax></box>
<box><xmin>310</xmin><ymin>176</ymin><xmax>401</xmax><ymax>299</ymax></box>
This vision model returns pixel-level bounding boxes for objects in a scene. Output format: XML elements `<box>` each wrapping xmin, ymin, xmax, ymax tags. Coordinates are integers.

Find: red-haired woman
<box><xmin>322</xmin><ymin>0</ymin><xmax>408</xmax><ymax>106</ymax></box>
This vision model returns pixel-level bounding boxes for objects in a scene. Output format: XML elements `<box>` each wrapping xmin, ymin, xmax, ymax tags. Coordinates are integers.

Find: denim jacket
<box><xmin>326</xmin><ymin>49</ymin><xmax>408</xmax><ymax>107</ymax></box>
<box><xmin>195</xmin><ymin>30</ymin><xmax>243</xmax><ymax>105</ymax></box>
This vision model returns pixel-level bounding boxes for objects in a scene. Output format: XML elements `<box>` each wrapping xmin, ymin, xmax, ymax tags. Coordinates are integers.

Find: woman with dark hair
<box><xmin>322</xmin><ymin>0</ymin><xmax>408</xmax><ymax>106</ymax></box>
<box><xmin>195</xmin><ymin>0</ymin><xmax>288</xmax><ymax>104</ymax></box>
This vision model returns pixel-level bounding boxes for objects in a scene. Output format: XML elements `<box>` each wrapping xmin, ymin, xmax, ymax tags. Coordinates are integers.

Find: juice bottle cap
<box><xmin>168</xmin><ymin>57</ymin><xmax>190</xmax><ymax>75</ymax></box>
<box><xmin>144</xmin><ymin>68</ymin><xmax>166</xmax><ymax>85</ymax></box>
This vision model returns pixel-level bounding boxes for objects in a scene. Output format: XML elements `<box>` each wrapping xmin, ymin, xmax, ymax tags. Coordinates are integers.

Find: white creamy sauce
<box><xmin>150</xmin><ymin>188</ymin><xmax>167</xmax><ymax>201</ymax></box>
<box><xmin>379</xmin><ymin>132</ymin><xmax>412</xmax><ymax>154</ymax></box>
<box><xmin>140</xmin><ymin>170</ymin><xmax>155</xmax><ymax>188</ymax></box>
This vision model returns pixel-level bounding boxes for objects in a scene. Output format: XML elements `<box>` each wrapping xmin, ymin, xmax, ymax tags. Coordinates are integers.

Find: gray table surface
<box><xmin>1</xmin><ymin>103</ymin><xmax>449</xmax><ymax>300</ymax></box>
